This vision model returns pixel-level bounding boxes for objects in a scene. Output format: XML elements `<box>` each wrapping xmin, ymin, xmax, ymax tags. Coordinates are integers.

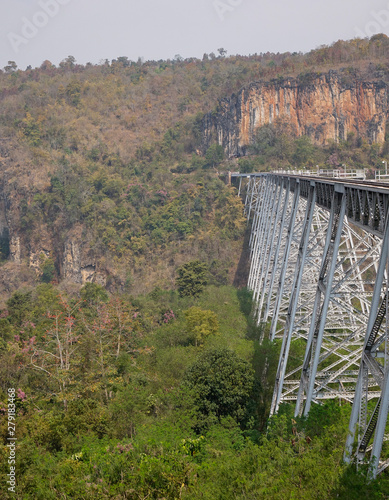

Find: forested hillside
<box><xmin>0</xmin><ymin>35</ymin><xmax>389</xmax><ymax>298</ymax></box>
<box><xmin>1</xmin><ymin>35</ymin><xmax>389</xmax><ymax>498</ymax></box>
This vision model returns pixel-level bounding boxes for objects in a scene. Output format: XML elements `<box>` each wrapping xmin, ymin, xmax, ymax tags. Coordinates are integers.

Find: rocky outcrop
<box><xmin>29</xmin><ymin>249</ymin><xmax>50</xmax><ymax>275</ymax></box>
<box><xmin>9</xmin><ymin>236</ymin><xmax>20</xmax><ymax>263</ymax></box>
<box><xmin>203</xmin><ymin>71</ymin><xmax>388</xmax><ymax>156</ymax></box>
<box><xmin>62</xmin><ymin>228</ymin><xmax>106</xmax><ymax>286</ymax></box>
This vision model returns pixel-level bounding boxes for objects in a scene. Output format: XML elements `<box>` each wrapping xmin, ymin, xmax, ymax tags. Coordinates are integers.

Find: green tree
<box><xmin>65</xmin><ymin>80</ymin><xmax>82</xmax><ymax>106</ymax></box>
<box><xmin>176</xmin><ymin>260</ymin><xmax>208</xmax><ymax>297</ymax></box>
<box><xmin>59</xmin><ymin>55</ymin><xmax>76</xmax><ymax>69</ymax></box>
<box><xmin>4</xmin><ymin>61</ymin><xmax>17</xmax><ymax>73</ymax></box>
<box><xmin>6</xmin><ymin>291</ymin><xmax>32</xmax><ymax>327</ymax></box>
<box><xmin>205</xmin><ymin>144</ymin><xmax>224</xmax><ymax>168</ymax></box>
<box><xmin>21</xmin><ymin>112</ymin><xmax>42</xmax><ymax>146</ymax></box>
<box><xmin>183</xmin><ymin>348</ymin><xmax>254</xmax><ymax>429</ymax></box>
<box><xmin>238</xmin><ymin>158</ymin><xmax>255</xmax><ymax>173</ymax></box>
<box><xmin>251</xmin><ymin>124</ymin><xmax>276</xmax><ymax>155</ymax></box>
<box><xmin>80</xmin><ymin>282</ymin><xmax>109</xmax><ymax>307</ymax></box>
<box><xmin>40</xmin><ymin>257</ymin><xmax>55</xmax><ymax>283</ymax></box>
<box><xmin>293</xmin><ymin>135</ymin><xmax>316</xmax><ymax>166</ymax></box>
<box><xmin>185</xmin><ymin>307</ymin><xmax>219</xmax><ymax>346</ymax></box>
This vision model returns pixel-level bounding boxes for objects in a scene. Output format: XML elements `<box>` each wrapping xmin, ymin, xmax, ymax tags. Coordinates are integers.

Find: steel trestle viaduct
<box><xmin>234</xmin><ymin>172</ymin><xmax>389</xmax><ymax>478</ymax></box>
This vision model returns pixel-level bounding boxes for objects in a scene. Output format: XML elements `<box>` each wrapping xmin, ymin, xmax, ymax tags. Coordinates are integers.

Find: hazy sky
<box><xmin>1</xmin><ymin>0</ymin><xmax>389</xmax><ymax>69</ymax></box>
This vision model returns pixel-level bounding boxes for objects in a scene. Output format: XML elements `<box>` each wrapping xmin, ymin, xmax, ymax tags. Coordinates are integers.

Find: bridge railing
<box><xmin>375</xmin><ymin>171</ymin><xmax>389</xmax><ymax>181</ymax></box>
<box><xmin>273</xmin><ymin>168</ymin><xmax>366</xmax><ymax>179</ymax></box>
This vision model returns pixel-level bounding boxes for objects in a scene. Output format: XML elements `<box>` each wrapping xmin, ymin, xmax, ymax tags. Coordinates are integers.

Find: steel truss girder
<box><xmin>244</xmin><ymin>173</ymin><xmax>389</xmax><ymax>478</ymax></box>
<box><xmin>344</xmin><ymin>219</ymin><xmax>389</xmax><ymax>479</ymax></box>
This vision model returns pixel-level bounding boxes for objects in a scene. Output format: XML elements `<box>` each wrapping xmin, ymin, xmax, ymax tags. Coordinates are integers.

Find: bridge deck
<box><xmin>233</xmin><ymin>173</ymin><xmax>389</xmax><ymax>236</ymax></box>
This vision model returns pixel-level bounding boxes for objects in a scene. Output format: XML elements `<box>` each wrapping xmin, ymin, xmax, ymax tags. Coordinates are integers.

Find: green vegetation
<box><xmin>176</xmin><ymin>260</ymin><xmax>208</xmax><ymax>298</ymax></box>
<box><xmin>235</xmin><ymin>119</ymin><xmax>389</xmax><ymax>173</ymax></box>
<box><xmin>1</xmin><ymin>283</ymin><xmax>388</xmax><ymax>498</ymax></box>
<box><xmin>183</xmin><ymin>348</ymin><xmax>254</xmax><ymax>431</ymax></box>
<box><xmin>205</xmin><ymin>143</ymin><xmax>224</xmax><ymax>168</ymax></box>
<box><xmin>184</xmin><ymin>306</ymin><xmax>219</xmax><ymax>346</ymax></box>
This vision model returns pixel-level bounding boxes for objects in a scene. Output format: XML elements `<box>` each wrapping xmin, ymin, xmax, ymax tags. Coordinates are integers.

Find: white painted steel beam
<box><xmin>241</xmin><ymin>172</ymin><xmax>389</xmax><ymax>477</ymax></box>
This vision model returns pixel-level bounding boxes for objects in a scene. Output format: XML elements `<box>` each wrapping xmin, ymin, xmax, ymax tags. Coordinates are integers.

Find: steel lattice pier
<box><xmin>238</xmin><ymin>173</ymin><xmax>389</xmax><ymax>479</ymax></box>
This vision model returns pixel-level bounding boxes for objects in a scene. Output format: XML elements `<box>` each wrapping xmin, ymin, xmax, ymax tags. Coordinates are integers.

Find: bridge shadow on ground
<box><xmin>233</xmin><ymin>222</ymin><xmax>267</xmax><ymax>341</ymax></box>
<box><xmin>232</xmin><ymin>225</ymin><xmax>281</xmax><ymax>429</ymax></box>
<box><xmin>233</xmin><ymin>223</ymin><xmax>252</xmax><ymax>289</ymax></box>
<box><xmin>233</xmin><ymin>223</ymin><xmax>263</xmax><ymax>340</ymax></box>
<box><xmin>237</xmin><ymin>287</ymin><xmax>279</xmax><ymax>431</ymax></box>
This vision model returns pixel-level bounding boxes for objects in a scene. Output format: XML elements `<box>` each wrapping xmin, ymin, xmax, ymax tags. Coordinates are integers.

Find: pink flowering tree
<box><xmin>30</xmin><ymin>295</ymin><xmax>82</xmax><ymax>408</ymax></box>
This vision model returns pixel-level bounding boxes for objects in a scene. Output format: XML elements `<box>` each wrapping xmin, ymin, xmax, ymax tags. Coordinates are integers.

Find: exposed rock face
<box><xmin>29</xmin><ymin>249</ymin><xmax>50</xmax><ymax>275</ymax></box>
<box><xmin>62</xmin><ymin>228</ymin><xmax>107</xmax><ymax>286</ymax></box>
<box><xmin>9</xmin><ymin>236</ymin><xmax>20</xmax><ymax>263</ymax></box>
<box><xmin>203</xmin><ymin>71</ymin><xmax>388</xmax><ymax>156</ymax></box>
<box><xmin>63</xmin><ymin>239</ymin><xmax>96</xmax><ymax>285</ymax></box>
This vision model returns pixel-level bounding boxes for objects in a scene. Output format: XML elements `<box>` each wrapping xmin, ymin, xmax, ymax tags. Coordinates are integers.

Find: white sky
<box><xmin>1</xmin><ymin>0</ymin><xmax>388</xmax><ymax>69</ymax></box>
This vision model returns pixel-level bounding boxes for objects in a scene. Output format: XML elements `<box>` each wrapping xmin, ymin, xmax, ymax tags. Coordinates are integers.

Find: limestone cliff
<box><xmin>203</xmin><ymin>71</ymin><xmax>388</xmax><ymax>156</ymax></box>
